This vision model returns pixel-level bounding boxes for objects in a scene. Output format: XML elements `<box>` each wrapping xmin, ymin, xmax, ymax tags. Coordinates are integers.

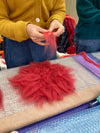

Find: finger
<box><xmin>37</xmin><ymin>26</ymin><xmax>49</xmax><ymax>35</ymax></box>
<box><xmin>49</xmin><ymin>25</ymin><xmax>57</xmax><ymax>32</ymax></box>
<box><xmin>33</xmin><ymin>38</ymin><xmax>45</xmax><ymax>42</ymax></box>
<box><xmin>31</xmin><ymin>38</ymin><xmax>46</xmax><ymax>46</ymax></box>
<box><xmin>54</xmin><ymin>26</ymin><xmax>65</xmax><ymax>37</ymax></box>
<box><xmin>49</xmin><ymin>27</ymin><xmax>54</xmax><ymax>32</ymax></box>
<box><xmin>34</xmin><ymin>32</ymin><xmax>45</xmax><ymax>40</ymax></box>
<box><xmin>39</xmin><ymin>27</ymin><xmax>48</xmax><ymax>33</ymax></box>
<box><xmin>36</xmin><ymin>42</ymin><xmax>46</xmax><ymax>46</ymax></box>
<box><xmin>49</xmin><ymin>20</ymin><xmax>60</xmax><ymax>31</ymax></box>
<box><xmin>35</xmin><ymin>41</ymin><xmax>46</xmax><ymax>46</ymax></box>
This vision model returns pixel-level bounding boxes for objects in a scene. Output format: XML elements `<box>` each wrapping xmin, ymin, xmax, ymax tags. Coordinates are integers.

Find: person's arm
<box><xmin>76</xmin><ymin>0</ymin><xmax>100</xmax><ymax>23</ymax></box>
<box><xmin>0</xmin><ymin>0</ymin><xmax>29</xmax><ymax>42</ymax></box>
<box><xmin>46</xmin><ymin>0</ymin><xmax>65</xmax><ymax>37</ymax></box>
<box><xmin>46</xmin><ymin>0</ymin><xmax>66</xmax><ymax>28</ymax></box>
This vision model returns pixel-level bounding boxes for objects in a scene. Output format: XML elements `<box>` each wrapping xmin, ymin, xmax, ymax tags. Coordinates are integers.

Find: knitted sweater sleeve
<box><xmin>0</xmin><ymin>0</ymin><xmax>29</xmax><ymax>42</ymax></box>
<box><xmin>46</xmin><ymin>0</ymin><xmax>66</xmax><ymax>28</ymax></box>
<box><xmin>76</xmin><ymin>0</ymin><xmax>100</xmax><ymax>23</ymax></box>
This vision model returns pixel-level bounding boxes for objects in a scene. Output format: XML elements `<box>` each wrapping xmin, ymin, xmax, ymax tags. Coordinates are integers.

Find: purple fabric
<box><xmin>73</xmin><ymin>55</ymin><xmax>100</xmax><ymax>78</ymax></box>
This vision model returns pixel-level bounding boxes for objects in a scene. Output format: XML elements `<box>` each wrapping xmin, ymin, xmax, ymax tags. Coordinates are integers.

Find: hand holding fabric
<box><xmin>49</xmin><ymin>20</ymin><xmax>64</xmax><ymax>37</ymax></box>
<box><xmin>26</xmin><ymin>24</ymin><xmax>48</xmax><ymax>45</ymax></box>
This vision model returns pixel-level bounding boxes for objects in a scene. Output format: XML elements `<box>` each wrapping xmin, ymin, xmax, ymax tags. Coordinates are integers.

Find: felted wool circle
<box><xmin>9</xmin><ymin>61</ymin><xmax>75</xmax><ymax>106</ymax></box>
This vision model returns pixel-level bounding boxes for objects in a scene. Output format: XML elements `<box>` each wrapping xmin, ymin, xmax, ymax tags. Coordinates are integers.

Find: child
<box><xmin>75</xmin><ymin>0</ymin><xmax>100</xmax><ymax>54</ymax></box>
<box><xmin>0</xmin><ymin>0</ymin><xmax>65</xmax><ymax>68</ymax></box>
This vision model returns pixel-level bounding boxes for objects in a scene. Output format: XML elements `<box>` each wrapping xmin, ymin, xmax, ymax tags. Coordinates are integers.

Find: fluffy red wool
<box><xmin>9</xmin><ymin>61</ymin><xmax>76</xmax><ymax>106</ymax></box>
<box><xmin>0</xmin><ymin>89</ymin><xmax>4</xmax><ymax>110</ymax></box>
<box><xmin>64</xmin><ymin>15</ymin><xmax>76</xmax><ymax>54</ymax></box>
<box><xmin>43</xmin><ymin>32</ymin><xmax>57</xmax><ymax>57</ymax></box>
<box><xmin>67</xmin><ymin>45</ymin><xmax>76</xmax><ymax>54</ymax></box>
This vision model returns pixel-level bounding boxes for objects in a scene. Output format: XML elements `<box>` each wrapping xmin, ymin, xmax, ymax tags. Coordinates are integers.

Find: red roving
<box><xmin>43</xmin><ymin>32</ymin><xmax>57</xmax><ymax>57</ymax></box>
<box><xmin>8</xmin><ymin>61</ymin><xmax>76</xmax><ymax>106</ymax></box>
<box><xmin>78</xmin><ymin>52</ymin><xmax>100</xmax><ymax>68</ymax></box>
<box><xmin>67</xmin><ymin>45</ymin><xmax>76</xmax><ymax>54</ymax></box>
<box><xmin>64</xmin><ymin>15</ymin><xmax>76</xmax><ymax>54</ymax></box>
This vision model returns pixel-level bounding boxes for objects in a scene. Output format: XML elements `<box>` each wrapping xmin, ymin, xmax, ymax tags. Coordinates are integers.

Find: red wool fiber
<box><xmin>78</xmin><ymin>52</ymin><xmax>100</xmax><ymax>68</ymax></box>
<box><xmin>8</xmin><ymin>61</ymin><xmax>76</xmax><ymax>106</ymax></box>
<box><xmin>43</xmin><ymin>32</ymin><xmax>57</xmax><ymax>57</ymax></box>
<box><xmin>0</xmin><ymin>89</ymin><xmax>4</xmax><ymax>110</ymax></box>
<box><xmin>64</xmin><ymin>15</ymin><xmax>76</xmax><ymax>54</ymax></box>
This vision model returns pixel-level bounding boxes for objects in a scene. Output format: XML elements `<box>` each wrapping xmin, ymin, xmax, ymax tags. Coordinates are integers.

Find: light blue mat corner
<box><xmin>24</xmin><ymin>105</ymin><xmax>100</xmax><ymax>133</ymax></box>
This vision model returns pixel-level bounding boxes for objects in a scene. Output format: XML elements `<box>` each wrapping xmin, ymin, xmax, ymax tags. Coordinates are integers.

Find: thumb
<box><xmin>49</xmin><ymin>25</ymin><xmax>55</xmax><ymax>32</ymax></box>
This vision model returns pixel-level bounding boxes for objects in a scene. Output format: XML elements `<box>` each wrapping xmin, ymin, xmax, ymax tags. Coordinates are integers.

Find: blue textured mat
<box><xmin>87</xmin><ymin>52</ymin><xmax>100</xmax><ymax>64</ymax></box>
<box><xmin>18</xmin><ymin>104</ymin><xmax>100</xmax><ymax>133</ymax></box>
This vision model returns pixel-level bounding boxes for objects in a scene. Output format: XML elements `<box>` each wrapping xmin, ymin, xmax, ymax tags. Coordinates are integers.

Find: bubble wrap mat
<box><xmin>20</xmin><ymin>105</ymin><xmax>100</xmax><ymax>133</ymax></box>
<box><xmin>0</xmin><ymin>57</ymin><xmax>100</xmax><ymax>119</ymax></box>
<box><xmin>0</xmin><ymin>55</ymin><xmax>100</xmax><ymax>133</ymax></box>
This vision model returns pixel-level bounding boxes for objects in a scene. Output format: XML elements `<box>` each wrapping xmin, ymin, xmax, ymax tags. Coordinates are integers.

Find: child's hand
<box><xmin>26</xmin><ymin>24</ymin><xmax>48</xmax><ymax>45</ymax></box>
<box><xmin>49</xmin><ymin>19</ymin><xmax>65</xmax><ymax>37</ymax></box>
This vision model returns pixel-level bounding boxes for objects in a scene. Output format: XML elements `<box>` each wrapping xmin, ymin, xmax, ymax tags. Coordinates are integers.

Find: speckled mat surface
<box><xmin>20</xmin><ymin>105</ymin><xmax>100</xmax><ymax>133</ymax></box>
<box><xmin>0</xmin><ymin>53</ymin><xmax>100</xmax><ymax>133</ymax></box>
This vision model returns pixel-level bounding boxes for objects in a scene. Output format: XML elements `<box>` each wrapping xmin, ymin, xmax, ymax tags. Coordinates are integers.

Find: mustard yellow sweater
<box><xmin>0</xmin><ymin>0</ymin><xmax>65</xmax><ymax>42</ymax></box>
